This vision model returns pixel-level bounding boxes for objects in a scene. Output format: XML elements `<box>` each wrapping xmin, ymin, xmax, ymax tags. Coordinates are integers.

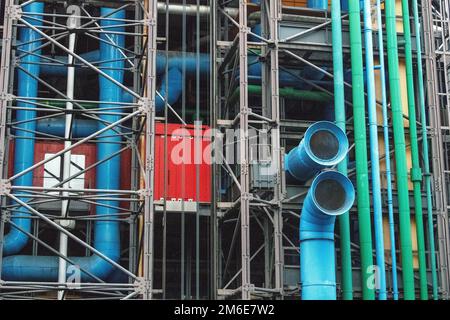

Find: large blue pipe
<box><xmin>300</xmin><ymin>170</ymin><xmax>355</xmax><ymax>300</ymax></box>
<box><xmin>307</xmin><ymin>0</ymin><xmax>328</xmax><ymax>10</ymax></box>
<box><xmin>2</xmin><ymin>6</ymin><xmax>125</xmax><ymax>281</ymax></box>
<box><xmin>285</xmin><ymin>121</ymin><xmax>348</xmax><ymax>182</ymax></box>
<box><xmin>2</xmin><ymin>3</ymin><xmax>44</xmax><ymax>256</ymax></box>
<box><xmin>363</xmin><ymin>0</ymin><xmax>387</xmax><ymax>299</ymax></box>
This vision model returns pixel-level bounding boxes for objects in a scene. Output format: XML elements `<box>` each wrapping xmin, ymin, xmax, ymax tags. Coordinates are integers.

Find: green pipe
<box><xmin>412</xmin><ymin>0</ymin><xmax>439</xmax><ymax>299</ymax></box>
<box><xmin>385</xmin><ymin>0</ymin><xmax>416</xmax><ymax>300</ymax></box>
<box><xmin>332</xmin><ymin>0</ymin><xmax>353</xmax><ymax>300</ymax></box>
<box><xmin>229</xmin><ymin>85</ymin><xmax>332</xmax><ymax>105</ymax></box>
<box><xmin>348</xmin><ymin>0</ymin><xmax>375</xmax><ymax>300</ymax></box>
<box><xmin>400</xmin><ymin>0</ymin><xmax>428</xmax><ymax>300</ymax></box>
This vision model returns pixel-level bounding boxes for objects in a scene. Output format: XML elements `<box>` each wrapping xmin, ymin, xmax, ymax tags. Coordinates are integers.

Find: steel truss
<box><xmin>0</xmin><ymin>0</ymin><xmax>158</xmax><ymax>299</ymax></box>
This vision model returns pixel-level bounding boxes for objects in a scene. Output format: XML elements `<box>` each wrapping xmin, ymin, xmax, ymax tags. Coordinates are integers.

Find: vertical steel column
<box><xmin>209</xmin><ymin>0</ymin><xmax>218</xmax><ymax>300</ymax></box>
<box><xmin>238</xmin><ymin>0</ymin><xmax>251</xmax><ymax>300</ymax></box>
<box><xmin>422</xmin><ymin>0</ymin><xmax>450</xmax><ymax>299</ymax></box>
<box><xmin>143</xmin><ymin>0</ymin><xmax>158</xmax><ymax>300</ymax></box>
<box><xmin>0</xmin><ymin>0</ymin><xmax>16</xmax><ymax>277</ymax></box>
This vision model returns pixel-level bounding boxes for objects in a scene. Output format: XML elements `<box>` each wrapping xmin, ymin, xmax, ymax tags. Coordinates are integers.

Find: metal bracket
<box><xmin>0</xmin><ymin>93</ymin><xmax>15</xmax><ymax>103</ymax></box>
<box><xmin>1</xmin><ymin>210</ymin><xmax>11</xmax><ymax>223</ymax></box>
<box><xmin>138</xmin><ymin>98</ymin><xmax>154</xmax><ymax>115</ymax></box>
<box><xmin>142</xmin><ymin>18</ymin><xmax>157</xmax><ymax>27</ymax></box>
<box><xmin>0</xmin><ymin>180</ymin><xmax>11</xmax><ymax>196</ymax></box>
<box><xmin>134</xmin><ymin>277</ymin><xmax>150</xmax><ymax>295</ymax></box>
<box><xmin>6</xmin><ymin>5</ymin><xmax>22</xmax><ymax>21</ymax></box>
<box><xmin>138</xmin><ymin>188</ymin><xmax>152</xmax><ymax>198</ymax></box>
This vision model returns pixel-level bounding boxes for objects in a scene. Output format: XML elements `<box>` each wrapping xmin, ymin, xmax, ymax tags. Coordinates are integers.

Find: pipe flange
<box><xmin>6</xmin><ymin>5</ymin><xmax>22</xmax><ymax>21</ymax></box>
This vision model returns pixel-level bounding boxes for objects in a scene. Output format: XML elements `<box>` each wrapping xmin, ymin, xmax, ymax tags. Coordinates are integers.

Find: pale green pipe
<box><xmin>400</xmin><ymin>0</ymin><xmax>428</xmax><ymax>300</ymax></box>
<box><xmin>332</xmin><ymin>0</ymin><xmax>353</xmax><ymax>300</ymax></box>
<box><xmin>385</xmin><ymin>0</ymin><xmax>415</xmax><ymax>300</ymax></box>
<box><xmin>412</xmin><ymin>0</ymin><xmax>439</xmax><ymax>299</ymax></box>
<box><xmin>348</xmin><ymin>0</ymin><xmax>375</xmax><ymax>300</ymax></box>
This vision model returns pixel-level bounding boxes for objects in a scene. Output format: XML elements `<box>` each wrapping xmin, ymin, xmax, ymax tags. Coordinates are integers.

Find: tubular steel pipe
<box><xmin>348</xmin><ymin>0</ymin><xmax>375</xmax><ymax>300</ymax></box>
<box><xmin>300</xmin><ymin>171</ymin><xmax>355</xmax><ymax>300</ymax></box>
<box><xmin>412</xmin><ymin>0</ymin><xmax>439</xmax><ymax>300</ymax></box>
<box><xmin>385</xmin><ymin>0</ymin><xmax>415</xmax><ymax>300</ymax></box>
<box><xmin>331</xmin><ymin>0</ymin><xmax>353</xmax><ymax>300</ymax></box>
<box><xmin>363</xmin><ymin>0</ymin><xmax>387</xmax><ymax>300</ymax></box>
<box><xmin>2</xmin><ymin>2</ymin><xmax>44</xmax><ymax>256</ymax></box>
<box><xmin>376</xmin><ymin>0</ymin><xmax>399</xmax><ymax>300</ymax></box>
<box><xmin>400</xmin><ymin>0</ymin><xmax>428</xmax><ymax>300</ymax></box>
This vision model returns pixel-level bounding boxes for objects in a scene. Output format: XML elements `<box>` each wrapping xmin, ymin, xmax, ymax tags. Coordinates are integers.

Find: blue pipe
<box><xmin>300</xmin><ymin>170</ymin><xmax>355</xmax><ymax>300</ymax></box>
<box><xmin>36</xmin><ymin>117</ymin><xmax>98</xmax><ymax>138</ymax></box>
<box><xmin>363</xmin><ymin>0</ymin><xmax>387</xmax><ymax>299</ymax></box>
<box><xmin>38</xmin><ymin>51</ymin><xmax>210</xmax><ymax>76</ymax></box>
<box><xmin>285</xmin><ymin>121</ymin><xmax>348</xmax><ymax>182</ymax></box>
<box><xmin>376</xmin><ymin>0</ymin><xmax>399</xmax><ymax>299</ymax></box>
<box><xmin>307</xmin><ymin>0</ymin><xmax>328</xmax><ymax>10</ymax></box>
<box><xmin>155</xmin><ymin>67</ymin><xmax>182</xmax><ymax>112</ymax></box>
<box><xmin>2</xmin><ymin>2</ymin><xmax>44</xmax><ymax>256</ymax></box>
<box><xmin>2</xmin><ymin>6</ymin><xmax>125</xmax><ymax>281</ymax></box>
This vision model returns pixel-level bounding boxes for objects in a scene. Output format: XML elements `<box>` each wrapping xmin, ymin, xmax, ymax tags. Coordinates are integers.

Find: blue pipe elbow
<box><xmin>155</xmin><ymin>67</ymin><xmax>183</xmax><ymax>112</ymax></box>
<box><xmin>300</xmin><ymin>171</ymin><xmax>355</xmax><ymax>300</ymax></box>
<box><xmin>3</xmin><ymin>2</ymin><xmax>44</xmax><ymax>256</ymax></box>
<box><xmin>285</xmin><ymin>121</ymin><xmax>349</xmax><ymax>182</ymax></box>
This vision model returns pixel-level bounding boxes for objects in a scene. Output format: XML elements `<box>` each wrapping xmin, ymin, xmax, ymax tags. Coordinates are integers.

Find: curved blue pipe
<box><xmin>2</xmin><ymin>2</ymin><xmax>44</xmax><ymax>256</ymax></box>
<box><xmin>2</xmin><ymin>6</ymin><xmax>125</xmax><ymax>281</ymax></box>
<box><xmin>285</xmin><ymin>121</ymin><xmax>349</xmax><ymax>182</ymax></box>
<box><xmin>300</xmin><ymin>170</ymin><xmax>355</xmax><ymax>300</ymax></box>
<box><xmin>155</xmin><ymin>67</ymin><xmax>182</xmax><ymax>112</ymax></box>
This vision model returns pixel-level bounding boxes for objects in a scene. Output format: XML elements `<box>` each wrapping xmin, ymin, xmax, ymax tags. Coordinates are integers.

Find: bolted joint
<box><xmin>0</xmin><ymin>93</ymin><xmax>15</xmax><ymax>103</ymax></box>
<box><xmin>1</xmin><ymin>210</ymin><xmax>11</xmax><ymax>223</ymax></box>
<box><xmin>6</xmin><ymin>5</ymin><xmax>22</xmax><ymax>21</ymax></box>
<box><xmin>138</xmin><ymin>188</ymin><xmax>152</xmax><ymax>198</ymax></box>
<box><xmin>134</xmin><ymin>277</ymin><xmax>151</xmax><ymax>295</ymax></box>
<box><xmin>0</xmin><ymin>179</ymin><xmax>11</xmax><ymax>196</ymax></box>
<box><xmin>142</xmin><ymin>18</ymin><xmax>157</xmax><ymax>27</ymax></box>
<box><xmin>138</xmin><ymin>98</ymin><xmax>154</xmax><ymax>115</ymax></box>
<box><xmin>410</xmin><ymin>167</ymin><xmax>423</xmax><ymax>183</ymax></box>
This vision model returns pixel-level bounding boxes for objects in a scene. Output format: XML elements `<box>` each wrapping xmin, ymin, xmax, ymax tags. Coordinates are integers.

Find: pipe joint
<box><xmin>410</xmin><ymin>167</ymin><xmax>423</xmax><ymax>182</ymax></box>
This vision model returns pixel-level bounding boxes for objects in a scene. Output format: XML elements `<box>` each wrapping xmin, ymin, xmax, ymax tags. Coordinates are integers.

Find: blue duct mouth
<box><xmin>309</xmin><ymin>170</ymin><xmax>355</xmax><ymax>217</ymax></box>
<box><xmin>285</xmin><ymin>121</ymin><xmax>349</xmax><ymax>182</ymax></box>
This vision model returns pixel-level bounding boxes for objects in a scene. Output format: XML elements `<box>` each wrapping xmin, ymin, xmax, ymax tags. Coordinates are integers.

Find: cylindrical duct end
<box><xmin>285</xmin><ymin>121</ymin><xmax>348</xmax><ymax>182</ymax></box>
<box><xmin>300</xmin><ymin>171</ymin><xmax>355</xmax><ymax>300</ymax></box>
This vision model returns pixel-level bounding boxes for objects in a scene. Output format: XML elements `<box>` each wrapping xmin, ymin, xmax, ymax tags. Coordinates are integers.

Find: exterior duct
<box><xmin>2</xmin><ymin>2</ymin><xmax>44</xmax><ymax>256</ymax></box>
<box><xmin>285</xmin><ymin>121</ymin><xmax>348</xmax><ymax>182</ymax></box>
<box><xmin>307</xmin><ymin>0</ymin><xmax>328</xmax><ymax>10</ymax></box>
<box><xmin>300</xmin><ymin>171</ymin><xmax>355</xmax><ymax>300</ymax></box>
<box><xmin>2</xmin><ymin>6</ymin><xmax>125</xmax><ymax>281</ymax></box>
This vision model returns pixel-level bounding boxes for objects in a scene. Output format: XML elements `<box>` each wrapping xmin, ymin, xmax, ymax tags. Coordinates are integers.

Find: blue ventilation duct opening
<box><xmin>285</xmin><ymin>121</ymin><xmax>349</xmax><ymax>182</ymax></box>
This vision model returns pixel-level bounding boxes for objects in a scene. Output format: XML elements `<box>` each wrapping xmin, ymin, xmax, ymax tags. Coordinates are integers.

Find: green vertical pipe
<box><xmin>332</xmin><ymin>0</ymin><xmax>353</xmax><ymax>300</ymax></box>
<box><xmin>385</xmin><ymin>0</ymin><xmax>416</xmax><ymax>300</ymax></box>
<box><xmin>348</xmin><ymin>0</ymin><xmax>375</xmax><ymax>300</ymax></box>
<box><xmin>400</xmin><ymin>0</ymin><xmax>428</xmax><ymax>300</ymax></box>
<box><xmin>411</xmin><ymin>0</ymin><xmax>439</xmax><ymax>299</ymax></box>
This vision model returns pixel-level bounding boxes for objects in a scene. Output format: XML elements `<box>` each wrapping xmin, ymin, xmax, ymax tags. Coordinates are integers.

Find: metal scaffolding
<box><xmin>0</xmin><ymin>0</ymin><xmax>449</xmax><ymax>301</ymax></box>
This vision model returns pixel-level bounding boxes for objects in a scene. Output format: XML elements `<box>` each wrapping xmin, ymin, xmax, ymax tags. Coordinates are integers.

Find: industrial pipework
<box><xmin>285</xmin><ymin>121</ymin><xmax>349</xmax><ymax>182</ymax></box>
<box><xmin>2</xmin><ymin>5</ymin><xmax>126</xmax><ymax>282</ymax></box>
<box><xmin>300</xmin><ymin>170</ymin><xmax>355</xmax><ymax>300</ymax></box>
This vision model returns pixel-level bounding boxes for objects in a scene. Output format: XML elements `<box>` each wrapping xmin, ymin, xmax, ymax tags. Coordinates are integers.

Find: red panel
<box><xmin>154</xmin><ymin>123</ymin><xmax>211</xmax><ymax>202</ymax></box>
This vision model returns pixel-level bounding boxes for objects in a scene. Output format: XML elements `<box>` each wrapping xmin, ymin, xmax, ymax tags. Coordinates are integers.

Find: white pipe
<box><xmin>57</xmin><ymin>7</ymin><xmax>78</xmax><ymax>300</ymax></box>
<box><xmin>156</xmin><ymin>3</ymin><xmax>238</xmax><ymax>17</ymax></box>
